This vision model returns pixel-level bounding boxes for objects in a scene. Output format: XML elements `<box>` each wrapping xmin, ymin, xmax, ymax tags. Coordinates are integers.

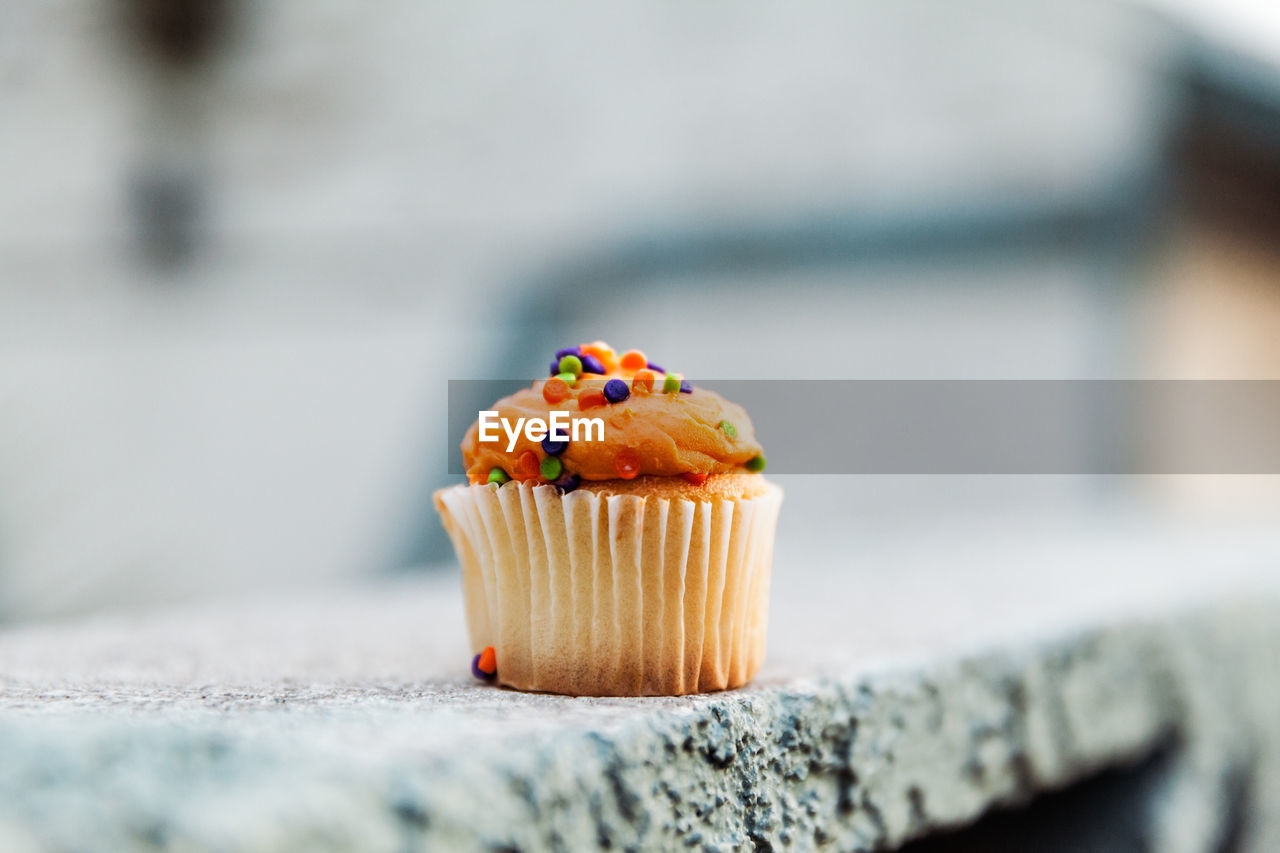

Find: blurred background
<box><xmin>2</xmin><ymin>0</ymin><xmax>1279</xmax><ymax>622</ymax></box>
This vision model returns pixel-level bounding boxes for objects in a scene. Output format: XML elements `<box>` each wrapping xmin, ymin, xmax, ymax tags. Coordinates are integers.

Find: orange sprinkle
<box><xmin>578</xmin><ymin>388</ymin><xmax>607</xmax><ymax>410</ymax></box>
<box><xmin>614</xmin><ymin>448</ymin><xmax>641</xmax><ymax>479</ymax></box>
<box><xmin>680</xmin><ymin>472</ymin><xmax>708</xmax><ymax>486</ymax></box>
<box><xmin>619</xmin><ymin>349</ymin><xmax>647</xmax><ymax>370</ymax></box>
<box><xmin>516</xmin><ymin>450</ymin><xmax>540</xmax><ymax>479</ymax></box>
<box><xmin>542</xmin><ymin>377</ymin><xmax>570</xmax><ymax>404</ymax></box>
<box><xmin>580</xmin><ymin>341</ymin><xmax>618</xmax><ymax>372</ymax></box>
<box><xmin>477</xmin><ymin>645</ymin><xmax>497</xmax><ymax>675</ymax></box>
<box><xmin>631</xmin><ymin>369</ymin><xmax>655</xmax><ymax>394</ymax></box>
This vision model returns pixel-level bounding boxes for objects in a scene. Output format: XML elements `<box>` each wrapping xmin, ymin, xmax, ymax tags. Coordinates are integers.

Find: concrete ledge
<box><xmin>2</xmin><ymin>517</ymin><xmax>1280</xmax><ymax>851</ymax></box>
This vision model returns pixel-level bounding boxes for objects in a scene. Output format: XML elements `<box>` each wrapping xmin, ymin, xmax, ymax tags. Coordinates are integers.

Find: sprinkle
<box><xmin>662</xmin><ymin>373</ymin><xmax>682</xmax><ymax>394</ymax></box>
<box><xmin>516</xmin><ymin>450</ymin><xmax>540</xmax><ymax>479</ymax></box>
<box><xmin>718</xmin><ymin>420</ymin><xmax>738</xmax><ymax>439</ymax></box>
<box><xmin>745</xmin><ymin>454</ymin><xmax>767</xmax><ymax>472</ymax></box>
<box><xmin>578</xmin><ymin>388</ymin><xmax>607</xmax><ymax>409</ymax></box>
<box><xmin>552</xmin><ymin>473</ymin><xmax>581</xmax><ymax>493</ymax></box>
<box><xmin>542</xmin><ymin>377</ymin><xmax>571</xmax><ymax>404</ymax></box>
<box><xmin>579</xmin><ymin>354</ymin><xmax>606</xmax><ymax>375</ymax></box>
<box><xmin>555</xmin><ymin>371</ymin><xmax>578</xmax><ymax>387</ymax></box>
<box><xmin>619</xmin><ymin>350</ymin><xmax>647</xmax><ymax>370</ymax></box>
<box><xmin>680</xmin><ymin>472</ymin><xmax>708</xmax><ymax>486</ymax></box>
<box><xmin>580</xmin><ymin>342</ymin><xmax>618</xmax><ymax>372</ymax></box>
<box><xmin>487</xmin><ymin>467</ymin><xmax>510</xmax><ymax>485</ymax></box>
<box><xmin>603</xmin><ymin>378</ymin><xmax>630</xmax><ymax>403</ymax></box>
<box><xmin>558</xmin><ymin>354</ymin><xmax>583</xmax><ymax>377</ymax></box>
<box><xmin>555</xmin><ymin>346</ymin><xmax>581</xmax><ymax>361</ymax></box>
<box><xmin>541</xmin><ymin>436</ymin><xmax>568</xmax><ymax>456</ymax></box>
<box><xmin>471</xmin><ymin>645</ymin><xmax>497</xmax><ymax>680</ymax></box>
<box><xmin>680</xmin><ymin>379</ymin><xmax>693</xmax><ymax>394</ymax></box>
<box><xmin>539</xmin><ymin>455</ymin><xmax>563</xmax><ymax>480</ymax></box>
<box><xmin>631</xmin><ymin>369</ymin><xmax>655</xmax><ymax>394</ymax></box>
<box><xmin>646</xmin><ymin>362</ymin><xmax>664</xmax><ymax>374</ymax></box>
<box><xmin>613</xmin><ymin>448</ymin><xmax>641</xmax><ymax>479</ymax></box>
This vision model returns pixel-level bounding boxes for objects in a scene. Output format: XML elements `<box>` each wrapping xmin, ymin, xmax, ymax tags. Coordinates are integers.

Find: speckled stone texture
<box><xmin>2</xmin><ymin>516</ymin><xmax>1280</xmax><ymax>851</ymax></box>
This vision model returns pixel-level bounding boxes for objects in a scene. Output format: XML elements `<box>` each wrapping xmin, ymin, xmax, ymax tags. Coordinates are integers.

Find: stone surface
<box><xmin>2</xmin><ymin>512</ymin><xmax>1280</xmax><ymax>851</ymax></box>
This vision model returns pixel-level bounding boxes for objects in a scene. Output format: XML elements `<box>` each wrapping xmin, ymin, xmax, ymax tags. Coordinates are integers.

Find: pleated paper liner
<box><xmin>435</xmin><ymin>480</ymin><xmax>783</xmax><ymax>696</ymax></box>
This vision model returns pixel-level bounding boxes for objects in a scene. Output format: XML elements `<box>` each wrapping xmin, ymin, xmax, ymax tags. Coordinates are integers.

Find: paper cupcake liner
<box><xmin>435</xmin><ymin>480</ymin><xmax>783</xmax><ymax>696</ymax></box>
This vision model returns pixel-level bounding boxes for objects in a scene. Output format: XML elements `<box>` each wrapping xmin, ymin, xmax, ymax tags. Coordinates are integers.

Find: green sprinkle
<box><xmin>555</xmin><ymin>371</ymin><xmax>578</xmax><ymax>387</ymax></box>
<box><xmin>662</xmin><ymin>373</ymin><xmax>682</xmax><ymax>394</ymax></box>
<box><xmin>487</xmin><ymin>467</ymin><xmax>511</xmax><ymax>485</ymax></box>
<box><xmin>539</xmin><ymin>456</ymin><xmax>563</xmax><ymax>480</ymax></box>
<box><xmin>558</xmin><ymin>355</ymin><xmax>583</xmax><ymax>376</ymax></box>
<box><xmin>718</xmin><ymin>420</ymin><xmax>738</xmax><ymax>439</ymax></box>
<box><xmin>744</xmin><ymin>454</ymin><xmax>766</xmax><ymax>473</ymax></box>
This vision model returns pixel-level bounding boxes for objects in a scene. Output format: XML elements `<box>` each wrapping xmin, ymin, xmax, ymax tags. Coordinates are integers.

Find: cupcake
<box><xmin>434</xmin><ymin>341</ymin><xmax>781</xmax><ymax>696</ymax></box>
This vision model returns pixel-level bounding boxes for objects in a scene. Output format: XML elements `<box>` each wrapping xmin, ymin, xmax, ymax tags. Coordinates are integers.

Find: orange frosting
<box><xmin>461</xmin><ymin>342</ymin><xmax>764</xmax><ymax>484</ymax></box>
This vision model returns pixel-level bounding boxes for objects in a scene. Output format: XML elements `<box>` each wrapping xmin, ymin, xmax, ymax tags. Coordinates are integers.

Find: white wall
<box><xmin>0</xmin><ymin>0</ymin><xmax>1168</xmax><ymax>619</ymax></box>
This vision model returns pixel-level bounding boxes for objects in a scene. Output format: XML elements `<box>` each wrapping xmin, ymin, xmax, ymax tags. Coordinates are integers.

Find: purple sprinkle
<box><xmin>603</xmin><ymin>378</ymin><xmax>630</xmax><ymax>403</ymax></box>
<box><xmin>541</xmin><ymin>437</ymin><xmax>568</xmax><ymax>456</ymax></box>
<box><xmin>646</xmin><ymin>362</ymin><xmax>664</xmax><ymax>374</ymax></box>
<box><xmin>580</xmin><ymin>354</ymin><xmax>606</xmax><ymax>374</ymax></box>
<box><xmin>471</xmin><ymin>654</ymin><xmax>495</xmax><ymax>680</ymax></box>
<box><xmin>553</xmin><ymin>473</ymin><xmax>581</xmax><ymax>494</ymax></box>
<box><xmin>679</xmin><ymin>379</ymin><xmax>693</xmax><ymax>394</ymax></box>
<box><xmin>549</xmin><ymin>360</ymin><xmax>561</xmax><ymax>377</ymax></box>
<box><xmin>554</xmin><ymin>346</ymin><xmax>581</xmax><ymax>360</ymax></box>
